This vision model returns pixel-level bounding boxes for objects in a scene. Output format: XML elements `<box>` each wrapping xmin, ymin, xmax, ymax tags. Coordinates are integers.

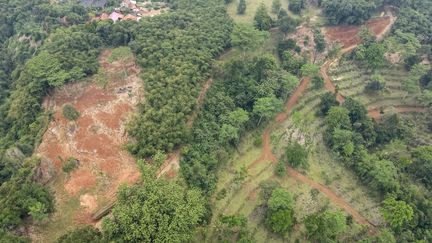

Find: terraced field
<box><xmin>327</xmin><ymin>60</ymin><xmax>418</xmax><ymax>110</ymax></box>
<box><xmin>207</xmin><ymin>80</ymin><xmax>384</xmax><ymax>241</ymax></box>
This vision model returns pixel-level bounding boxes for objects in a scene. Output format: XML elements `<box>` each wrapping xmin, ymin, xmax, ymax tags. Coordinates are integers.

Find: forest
<box><xmin>0</xmin><ymin>0</ymin><xmax>431</xmax><ymax>242</ymax></box>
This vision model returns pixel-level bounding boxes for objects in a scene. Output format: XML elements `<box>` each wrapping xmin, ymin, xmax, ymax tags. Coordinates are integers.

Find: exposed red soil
<box><xmin>368</xmin><ymin>106</ymin><xmax>428</xmax><ymax>121</ymax></box>
<box><xmin>276</xmin><ymin>77</ymin><xmax>312</xmax><ymax>122</ymax></box>
<box><xmin>36</xmin><ymin>49</ymin><xmax>143</xmax><ymax>225</ymax></box>
<box><xmin>324</xmin><ymin>16</ymin><xmax>392</xmax><ymax>49</ymax></box>
<box><xmin>321</xmin><ymin>7</ymin><xmax>397</xmax><ymax>104</ymax></box>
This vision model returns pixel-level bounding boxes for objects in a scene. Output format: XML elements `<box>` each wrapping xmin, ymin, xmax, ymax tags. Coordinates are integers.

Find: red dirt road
<box><xmin>248</xmin><ymin>73</ymin><xmax>375</xmax><ymax>229</ymax></box>
<box><xmin>321</xmin><ymin>7</ymin><xmax>397</xmax><ymax>104</ymax></box>
<box><xmin>246</xmin><ymin>9</ymin><xmax>400</xmax><ymax>230</ymax></box>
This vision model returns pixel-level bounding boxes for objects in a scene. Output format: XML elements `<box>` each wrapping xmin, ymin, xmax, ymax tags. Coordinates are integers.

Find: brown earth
<box><xmin>35</xmin><ymin>49</ymin><xmax>143</xmax><ymax>231</ymax></box>
<box><xmin>321</xmin><ymin>7</ymin><xmax>397</xmax><ymax>104</ymax></box>
<box><xmin>368</xmin><ymin>106</ymin><xmax>428</xmax><ymax>121</ymax></box>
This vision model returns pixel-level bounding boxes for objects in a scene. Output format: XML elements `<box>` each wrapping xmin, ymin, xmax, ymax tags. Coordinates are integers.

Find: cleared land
<box><xmin>32</xmin><ymin>49</ymin><xmax>142</xmax><ymax>242</ymax></box>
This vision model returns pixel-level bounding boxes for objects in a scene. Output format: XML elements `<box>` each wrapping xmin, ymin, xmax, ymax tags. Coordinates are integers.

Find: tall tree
<box><xmin>253</xmin><ymin>96</ymin><xmax>283</xmax><ymax>125</ymax></box>
<box><xmin>289</xmin><ymin>0</ymin><xmax>305</xmax><ymax>14</ymax></box>
<box><xmin>285</xmin><ymin>142</ymin><xmax>309</xmax><ymax>169</ymax></box>
<box><xmin>305</xmin><ymin>210</ymin><xmax>347</xmax><ymax>242</ymax></box>
<box><xmin>271</xmin><ymin>0</ymin><xmax>282</xmax><ymax>13</ymax></box>
<box><xmin>237</xmin><ymin>0</ymin><xmax>247</xmax><ymax>14</ymax></box>
<box><xmin>231</xmin><ymin>23</ymin><xmax>268</xmax><ymax>55</ymax></box>
<box><xmin>265</xmin><ymin>188</ymin><xmax>296</xmax><ymax>236</ymax></box>
<box><xmin>279</xmin><ymin>16</ymin><xmax>298</xmax><ymax>34</ymax></box>
<box><xmin>381</xmin><ymin>197</ymin><xmax>413</xmax><ymax>230</ymax></box>
<box><xmin>254</xmin><ymin>3</ymin><xmax>273</xmax><ymax>31</ymax></box>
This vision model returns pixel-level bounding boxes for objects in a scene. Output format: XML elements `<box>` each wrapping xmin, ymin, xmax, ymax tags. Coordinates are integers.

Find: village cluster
<box><xmin>93</xmin><ymin>0</ymin><xmax>168</xmax><ymax>22</ymax></box>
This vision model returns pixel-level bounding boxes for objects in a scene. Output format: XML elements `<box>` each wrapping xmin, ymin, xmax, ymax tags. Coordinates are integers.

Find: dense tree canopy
<box><xmin>126</xmin><ymin>0</ymin><xmax>233</xmax><ymax>157</ymax></box>
<box><xmin>305</xmin><ymin>210</ymin><xmax>347</xmax><ymax>242</ymax></box>
<box><xmin>103</xmin><ymin>179</ymin><xmax>205</xmax><ymax>242</ymax></box>
<box><xmin>322</xmin><ymin>0</ymin><xmax>377</xmax><ymax>25</ymax></box>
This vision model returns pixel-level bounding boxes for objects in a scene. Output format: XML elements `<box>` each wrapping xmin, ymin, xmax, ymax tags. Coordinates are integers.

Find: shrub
<box><xmin>62</xmin><ymin>104</ymin><xmax>80</xmax><ymax>121</ymax></box>
<box><xmin>365</xmin><ymin>74</ymin><xmax>386</xmax><ymax>92</ymax></box>
<box><xmin>312</xmin><ymin>75</ymin><xmax>324</xmax><ymax>89</ymax></box>
<box><xmin>285</xmin><ymin>142</ymin><xmax>309</xmax><ymax>169</ymax></box>
<box><xmin>275</xmin><ymin>161</ymin><xmax>286</xmax><ymax>177</ymax></box>
<box><xmin>62</xmin><ymin>157</ymin><xmax>79</xmax><ymax>173</ymax></box>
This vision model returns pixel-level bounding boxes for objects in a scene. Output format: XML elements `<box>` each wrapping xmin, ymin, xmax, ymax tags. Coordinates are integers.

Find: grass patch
<box><xmin>107</xmin><ymin>46</ymin><xmax>133</xmax><ymax>63</ymax></box>
<box><xmin>226</xmin><ymin>0</ymin><xmax>290</xmax><ymax>24</ymax></box>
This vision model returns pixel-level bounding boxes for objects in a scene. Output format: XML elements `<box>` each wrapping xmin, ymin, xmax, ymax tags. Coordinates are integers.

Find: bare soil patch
<box><xmin>324</xmin><ymin>17</ymin><xmax>391</xmax><ymax>49</ymax></box>
<box><xmin>368</xmin><ymin>106</ymin><xmax>428</xmax><ymax>121</ymax></box>
<box><xmin>33</xmin><ymin>49</ymin><xmax>143</xmax><ymax>241</ymax></box>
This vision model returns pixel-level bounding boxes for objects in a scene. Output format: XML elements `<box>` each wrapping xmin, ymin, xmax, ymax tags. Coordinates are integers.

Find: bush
<box><xmin>289</xmin><ymin>0</ymin><xmax>305</xmax><ymax>14</ymax></box>
<box><xmin>285</xmin><ymin>142</ymin><xmax>309</xmax><ymax>169</ymax></box>
<box><xmin>275</xmin><ymin>161</ymin><xmax>286</xmax><ymax>177</ymax></box>
<box><xmin>62</xmin><ymin>157</ymin><xmax>79</xmax><ymax>173</ymax></box>
<box><xmin>62</xmin><ymin>104</ymin><xmax>80</xmax><ymax>121</ymax></box>
<box><xmin>365</xmin><ymin>74</ymin><xmax>386</xmax><ymax>92</ymax></box>
<box><xmin>312</xmin><ymin>75</ymin><xmax>324</xmax><ymax>89</ymax></box>
<box><xmin>56</xmin><ymin>226</ymin><xmax>102</xmax><ymax>243</ymax></box>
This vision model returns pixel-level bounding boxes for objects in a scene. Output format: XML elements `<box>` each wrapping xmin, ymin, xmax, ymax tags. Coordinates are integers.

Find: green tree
<box><xmin>215</xmin><ymin>214</ymin><xmax>254</xmax><ymax>242</ymax></box>
<box><xmin>312</xmin><ymin>75</ymin><xmax>324</xmax><ymax>89</ymax></box>
<box><xmin>254</xmin><ymin>3</ymin><xmax>273</xmax><ymax>31</ymax></box>
<box><xmin>253</xmin><ymin>96</ymin><xmax>283</xmax><ymax>125</ymax></box>
<box><xmin>265</xmin><ymin>188</ymin><xmax>295</xmax><ymax>236</ymax></box>
<box><xmin>381</xmin><ymin>197</ymin><xmax>413</xmax><ymax>229</ymax></box>
<box><xmin>279</xmin><ymin>16</ymin><xmax>298</xmax><ymax>34</ymax></box>
<box><xmin>369</xmin><ymin>158</ymin><xmax>399</xmax><ymax>192</ymax></box>
<box><xmin>331</xmin><ymin>129</ymin><xmax>355</xmax><ymax>156</ymax></box>
<box><xmin>318</xmin><ymin>92</ymin><xmax>339</xmax><ymax>116</ymax></box>
<box><xmin>305</xmin><ymin>210</ymin><xmax>347</xmax><ymax>242</ymax></box>
<box><xmin>275</xmin><ymin>161</ymin><xmax>287</xmax><ymax>177</ymax></box>
<box><xmin>271</xmin><ymin>0</ymin><xmax>282</xmax><ymax>13</ymax></box>
<box><xmin>301</xmin><ymin>63</ymin><xmax>319</xmax><ymax>77</ymax></box>
<box><xmin>285</xmin><ymin>142</ymin><xmax>309</xmax><ymax>169</ymax></box>
<box><xmin>314</xmin><ymin>30</ymin><xmax>326</xmax><ymax>53</ymax></box>
<box><xmin>103</xmin><ymin>179</ymin><xmax>205</xmax><ymax>242</ymax></box>
<box><xmin>289</xmin><ymin>0</ymin><xmax>305</xmax><ymax>14</ymax></box>
<box><xmin>342</xmin><ymin>97</ymin><xmax>367</xmax><ymax>124</ymax></box>
<box><xmin>410</xmin><ymin>146</ymin><xmax>432</xmax><ymax>188</ymax></box>
<box><xmin>325</xmin><ymin>106</ymin><xmax>351</xmax><ymax>131</ymax></box>
<box><xmin>365</xmin><ymin>74</ymin><xmax>386</xmax><ymax>92</ymax></box>
<box><xmin>237</xmin><ymin>0</ymin><xmax>247</xmax><ymax>14</ymax></box>
<box><xmin>56</xmin><ymin>226</ymin><xmax>102</xmax><ymax>243</ymax></box>
<box><xmin>231</xmin><ymin>23</ymin><xmax>268</xmax><ymax>55</ymax></box>
<box><xmin>322</xmin><ymin>0</ymin><xmax>376</xmax><ymax>25</ymax></box>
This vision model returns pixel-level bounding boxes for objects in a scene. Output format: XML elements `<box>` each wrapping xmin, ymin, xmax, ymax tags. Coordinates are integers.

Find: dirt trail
<box><xmin>187</xmin><ymin>78</ymin><xmax>213</xmax><ymax>128</ymax></box>
<box><xmin>320</xmin><ymin>7</ymin><xmax>397</xmax><ymax>105</ymax></box>
<box><xmin>251</xmin><ymin>78</ymin><xmax>376</xmax><ymax>228</ymax></box>
<box><xmin>245</xmin><ymin>9</ymin><xmax>399</xmax><ymax>230</ymax></box>
<box><xmin>285</xmin><ymin>167</ymin><xmax>373</xmax><ymax>226</ymax></box>
<box><xmin>368</xmin><ymin>106</ymin><xmax>428</xmax><ymax>121</ymax></box>
<box><xmin>276</xmin><ymin>77</ymin><xmax>311</xmax><ymax>122</ymax></box>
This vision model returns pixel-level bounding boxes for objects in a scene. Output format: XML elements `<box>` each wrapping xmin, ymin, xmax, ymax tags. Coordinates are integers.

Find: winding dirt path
<box><xmin>320</xmin><ymin>7</ymin><xmax>397</xmax><ymax>104</ymax></box>
<box><xmin>245</xmin><ymin>8</ymin><xmax>400</xmax><ymax>231</ymax></box>
<box><xmin>251</xmin><ymin>76</ymin><xmax>376</xmax><ymax>229</ymax></box>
